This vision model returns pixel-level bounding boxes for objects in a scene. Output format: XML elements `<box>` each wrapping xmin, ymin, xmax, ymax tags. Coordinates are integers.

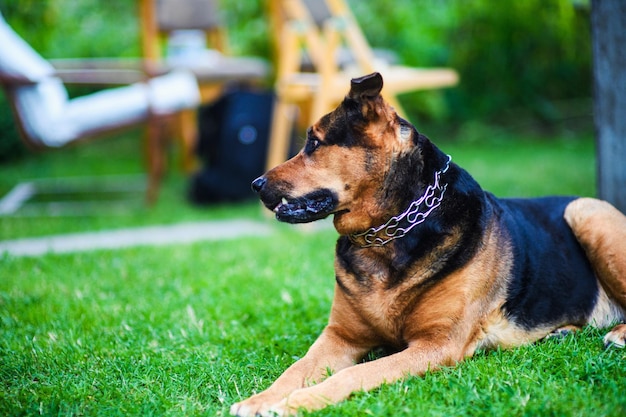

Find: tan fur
<box><xmin>565</xmin><ymin>198</ymin><xmax>626</xmax><ymax>307</ymax></box>
<box><xmin>564</xmin><ymin>198</ymin><xmax>626</xmax><ymax>348</ymax></box>
<box><xmin>588</xmin><ymin>284</ymin><xmax>626</xmax><ymax>328</ymax></box>
<box><xmin>604</xmin><ymin>323</ymin><xmax>626</xmax><ymax>348</ymax></box>
<box><xmin>317</xmin><ymin>95</ymin><xmax>406</xmax><ymax>235</ymax></box>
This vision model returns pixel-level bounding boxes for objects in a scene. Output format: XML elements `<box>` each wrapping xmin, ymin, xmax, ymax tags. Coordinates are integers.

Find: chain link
<box><xmin>349</xmin><ymin>155</ymin><xmax>451</xmax><ymax>247</ymax></box>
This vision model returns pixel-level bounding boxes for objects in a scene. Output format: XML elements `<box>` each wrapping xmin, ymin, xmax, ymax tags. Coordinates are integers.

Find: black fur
<box><xmin>336</xmin><ymin>134</ymin><xmax>599</xmax><ymax>330</ymax></box>
<box><xmin>336</xmin><ymin>136</ymin><xmax>488</xmax><ymax>292</ymax></box>
<box><xmin>315</xmin><ymin>101</ymin><xmax>371</xmax><ymax>149</ymax></box>
<box><xmin>497</xmin><ymin>196</ymin><xmax>598</xmax><ymax>328</ymax></box>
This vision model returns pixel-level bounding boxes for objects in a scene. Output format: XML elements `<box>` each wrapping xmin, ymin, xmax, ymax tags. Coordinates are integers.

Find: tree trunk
<box><xmin>591</xmin><ymin>0</ymin><xmax>626</xmax><ymax>213</ymax></box>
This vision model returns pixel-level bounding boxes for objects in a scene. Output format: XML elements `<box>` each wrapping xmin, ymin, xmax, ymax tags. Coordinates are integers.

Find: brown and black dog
<box><xmin>231</xmin><ymin>72</ymin><xmax>626</xmax><ymax>417</ymax></box>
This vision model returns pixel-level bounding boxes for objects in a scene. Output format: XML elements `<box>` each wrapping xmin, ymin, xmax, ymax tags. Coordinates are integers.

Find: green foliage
<box><xmin>0</xmin><ymin>92</ymin><xmax>25</xmax><ymax>162</ymax></box>
<box><xmin>0</xmin><ymin>0</ymin><xmax>139</xmax><ymax>58</ymax></box>
<box><xmin>447</xmin><ymin>0</ymin><xmax>592</xmax><ymax>122</ymax></box>
<box><xmin>349</xmin><ymin>0</ymin><xmax>592</xmax><ymax>125</ymax></box>
<box><xmin>220</xmin><ymin>1</ymin><xmax>271</xmax><ymax>60</ymax></box>
<box><xmin>0</xmin><ymin>0</ymin><xmax>54</xmax><ymax>53</ymax></box>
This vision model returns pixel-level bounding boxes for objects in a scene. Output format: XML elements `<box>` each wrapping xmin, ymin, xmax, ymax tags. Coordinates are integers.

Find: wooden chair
<box><xmin>139</xmin><ymin>0</ymin><xmax>270</xmax><ymax>171</ymax></box>
<box><xmin>266</xmin><ymin>0</ymin><xmax>459</xmax><ymax>170</ymax></box>
<box><xmin>0</xmin><ymin>12</ymin><xmax>201</xmax><ymax>203</ymax></box>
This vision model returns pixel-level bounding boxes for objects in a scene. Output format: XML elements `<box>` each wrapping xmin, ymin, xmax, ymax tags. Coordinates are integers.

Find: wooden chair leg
<box><xmin>144</xmin><ymin>116</ymin><xmax>168</xmax><ymax>204</ymax></box>
<box><xmin>267</xmin><ymin>98</ymin><xmax>297</xmax><ymax>170</ymax></box>
<box><xmin>309</xmin><ymin>90</ymin><xmax>331</xmax><ymax>126</ymax></box>
<box><xmin>178</xmin><ymin>109</ymin><xmax>199</xmax><ymax>173</ymax></box>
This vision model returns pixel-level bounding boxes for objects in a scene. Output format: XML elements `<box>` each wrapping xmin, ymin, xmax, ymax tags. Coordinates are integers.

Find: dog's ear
<box><xmin>349</xmin><ymin>72</ymin><xmax>383</xmax><ymax>101</ymax></box>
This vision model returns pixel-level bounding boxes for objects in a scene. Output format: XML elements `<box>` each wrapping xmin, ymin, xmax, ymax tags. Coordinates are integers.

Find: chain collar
<box><xmin>348</xmin><ymin>155</ymin><xmax>452</xmax><ymax>248</ymax></box>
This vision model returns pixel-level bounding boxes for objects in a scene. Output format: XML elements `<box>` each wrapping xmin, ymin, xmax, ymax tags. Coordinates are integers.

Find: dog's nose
<box><xmin>251</xmin><ymin>176</ymin><xmax>267</xmax><ymax>193</ymax></box>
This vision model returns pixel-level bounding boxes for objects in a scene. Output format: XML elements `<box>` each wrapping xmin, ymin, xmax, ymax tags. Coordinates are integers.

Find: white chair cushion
<box><xmin>13</xmin><ymin>70</ymin><xmax>200</xmax><ymax>147</ymax></box>
<box><xmin>66</xmin><ymin>70</ymin><xmax>200</xmax><ymax>139</ymax></box>
<box><xmin>146</xmin><ymin>70</ymin><xmax>201</xmax><ymax>115</ymax></box>
<box><xmin>12</xmin><ymin>78</ymin><xmax>73</xmax><ymax>146</ymax></box>
<box><xmin>2</xmin><ymin>9</ymin><xmax>200</xmax><ymax>147</ymax></box>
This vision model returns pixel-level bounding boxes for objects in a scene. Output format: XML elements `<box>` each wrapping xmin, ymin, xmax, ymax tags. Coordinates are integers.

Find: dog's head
<box><xmin>252</xmin><ymin>72</ymin><xmax>450</xmax><ymax>236</ymax></box>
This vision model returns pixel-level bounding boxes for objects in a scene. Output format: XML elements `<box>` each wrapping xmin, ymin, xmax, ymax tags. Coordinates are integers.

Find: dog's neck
<box><xmin>348</xmin><ymin>155</ymin><xmax>452</xmax><ymax>248</ymax></box>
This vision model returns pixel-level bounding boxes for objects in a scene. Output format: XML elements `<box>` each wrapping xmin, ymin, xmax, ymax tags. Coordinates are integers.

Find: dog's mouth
<box><xmin>268</xmin><ymin>189</ymin><xmax>338</xmax><ymax>224</ymax></box>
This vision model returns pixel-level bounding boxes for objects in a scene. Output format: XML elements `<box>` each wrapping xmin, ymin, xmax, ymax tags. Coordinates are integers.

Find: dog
<box><xmin>230</xmin><ymin>72</ymin><xmax>626</xmax><ymax>417</ymax></box>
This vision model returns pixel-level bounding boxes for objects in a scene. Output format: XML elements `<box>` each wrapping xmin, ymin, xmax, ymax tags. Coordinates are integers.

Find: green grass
<box><xmin>2</xmin><ymin>130</ymin><xmax>624</xmax><ymax>416</ymax></box>
<box><xmin>1</xmin><ymin>232</ymin><xmax>335</xmax><ymax>416</ymax></box>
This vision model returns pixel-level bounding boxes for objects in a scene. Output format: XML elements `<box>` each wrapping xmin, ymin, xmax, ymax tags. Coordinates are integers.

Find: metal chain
<box><xmin>349</xmin><ymin>155</ymin><xmax>452</xmax><ymax>248</ymax></box>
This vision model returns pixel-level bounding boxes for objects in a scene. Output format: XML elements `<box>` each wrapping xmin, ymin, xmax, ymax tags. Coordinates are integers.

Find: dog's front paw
<box><xmin>603</xmin><ymin>324</ymin><xmax>626</xmax><ymax>349</ymax></box>
<box><xmin>230</xmin><ymin>401</ymin><xmax>269</xmax><ymax>417</ymax></box>
<box><xmin>230</xmin><ymin>394</ymin><xmax>287</xmax><ymax>417</ymax></box>
<box><xmin>271</xmin><ymin>388</ymin><xmax>332</xmax><ymax>416</ymax></box>
<box><xmin>230</xmin><ymin>389</ymin><xmax>330</xmax><ymax>417</ymax></box>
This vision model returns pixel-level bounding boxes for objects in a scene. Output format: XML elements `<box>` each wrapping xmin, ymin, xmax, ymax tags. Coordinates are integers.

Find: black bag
<box><xmin>189</xmin><ymin>90</ymin><xmax>274</xmax><ymax>204</ymax></box>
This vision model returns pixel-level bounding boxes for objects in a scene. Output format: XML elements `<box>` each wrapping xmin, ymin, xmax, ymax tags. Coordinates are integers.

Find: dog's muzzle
<box><xmin>252</xmin><ymin>176</ymin><xmax>338</xmax><ymax>224</ymax></box>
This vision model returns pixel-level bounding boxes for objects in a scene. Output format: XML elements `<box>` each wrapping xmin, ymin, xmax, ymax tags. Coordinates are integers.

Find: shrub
<box><xmin>0</xmin><ymin>92</ymin><xmax>25</xmax><ymax>162</ymax></box>
<box><xmin>446</xmin><ymin>0</ymin><xmax>592</xmax><ymax>123</ymax></box>
<box><xmin>347</xmin><ymin>0</ymin><xmax>592</xmax><ymax>128</ymax></box>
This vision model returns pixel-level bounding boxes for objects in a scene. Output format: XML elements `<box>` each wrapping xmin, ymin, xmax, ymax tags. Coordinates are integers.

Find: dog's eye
<box><xmin>304</xmin><ymin>138</ymin><xmax>321</xmax><ymax>155</ymax></box>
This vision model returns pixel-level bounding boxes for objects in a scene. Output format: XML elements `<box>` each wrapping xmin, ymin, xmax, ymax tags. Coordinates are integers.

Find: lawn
<box><xmin>2</xmin><ymin>129</ymin><xmax>625</xmax><ymax>416</ymax></box>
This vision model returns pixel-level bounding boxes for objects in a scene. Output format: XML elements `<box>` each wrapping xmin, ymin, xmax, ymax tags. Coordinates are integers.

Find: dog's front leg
<box><xmin>268</xmin><ymin>340</ymin><xmax>457</xmax><ymax>416</ymax></box>
<box><xmin>230</xmin><ymin>327</ymin><xmax>370</xmax><ymax>417</ymax></box>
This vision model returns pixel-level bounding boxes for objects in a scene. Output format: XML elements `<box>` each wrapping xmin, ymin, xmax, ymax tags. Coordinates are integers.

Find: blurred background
<box><xmin>0</xmin><ymin>0</ymin><xmax>592</xmax><ymax>158</ymax></box>
<box><xmin>0</xmin><ymin>0</ymin><xmax>594</xmax><ymax>236</ymax></box>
